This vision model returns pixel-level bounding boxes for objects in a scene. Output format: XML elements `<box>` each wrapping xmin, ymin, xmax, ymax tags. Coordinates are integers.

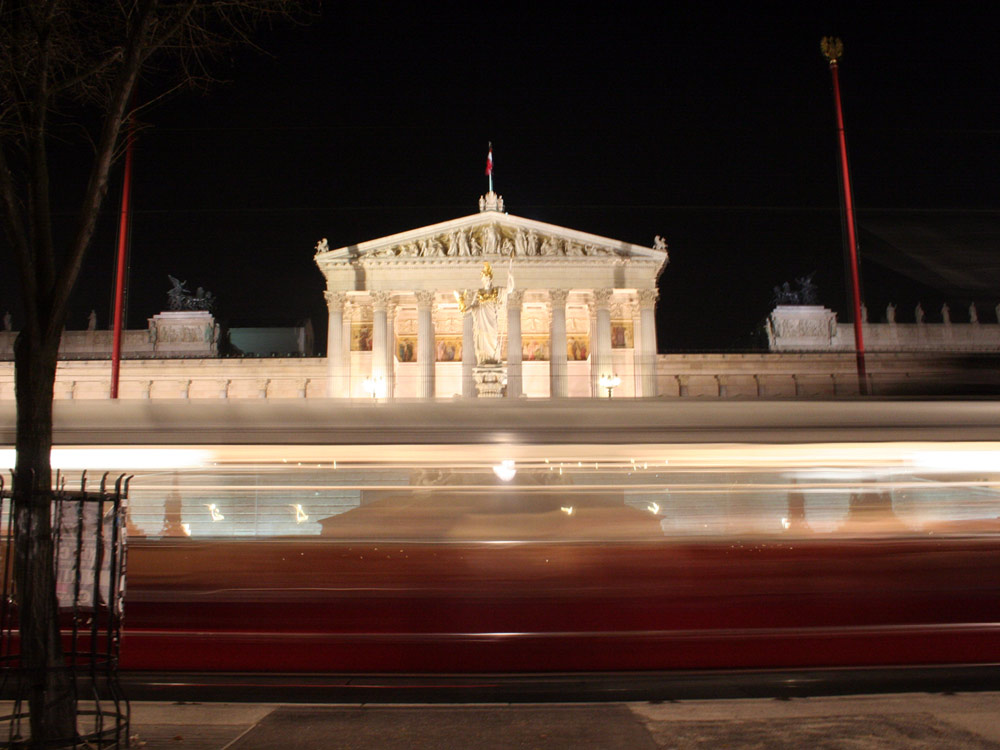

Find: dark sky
<box><xmin>7</xmin><ymin>2</ymin><xmax>1000</xmax><ymax>351</ymax></box>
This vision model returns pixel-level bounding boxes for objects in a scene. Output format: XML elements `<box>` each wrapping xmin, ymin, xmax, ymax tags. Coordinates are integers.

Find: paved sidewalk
<box><xmin>130</xmin><ymin>692</ymin><xmax>1000</xmax><ymax>749</ymax></box>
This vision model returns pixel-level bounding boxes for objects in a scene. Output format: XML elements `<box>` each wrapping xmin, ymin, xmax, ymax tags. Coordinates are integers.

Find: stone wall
<box><xmin>656</xmin><ymin>352</ymin><xmax>998</xmax><ymax>397</ymax></box>
<box><xmin>0</xmin><ymin>350</ymin><xmax>993</xmax><ymax>402</ymax></box>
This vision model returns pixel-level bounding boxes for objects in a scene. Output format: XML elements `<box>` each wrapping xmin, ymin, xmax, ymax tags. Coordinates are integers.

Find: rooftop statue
<box><xmin>167</xmin><ymin>275</ymin><xmax>215</xmax><ymax>312</ymax></box>
<box><xmin>772</xmin><ymin>272</ymin><xmax>819</xmax><ymax>306</ymax></box>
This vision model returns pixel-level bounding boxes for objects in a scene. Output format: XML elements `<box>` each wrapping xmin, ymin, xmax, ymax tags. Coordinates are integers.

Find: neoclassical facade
<box><xmin>314</xmin><ymin>193</ymin><xmax>668</xmax><ymax>399</ymax></box>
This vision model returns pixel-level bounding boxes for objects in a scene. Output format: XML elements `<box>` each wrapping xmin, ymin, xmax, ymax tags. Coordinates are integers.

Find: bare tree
<box><xmin>0</xmin><ymin>1</ymin><xmax>308</xmax><ymax>743</ymax></box>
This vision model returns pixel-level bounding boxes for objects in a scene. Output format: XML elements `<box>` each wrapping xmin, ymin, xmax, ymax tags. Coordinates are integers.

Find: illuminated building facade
<box><xmin>314</xmin><ymin>191</ymin><xmax>667</xmax><ymax>399</ymax></box>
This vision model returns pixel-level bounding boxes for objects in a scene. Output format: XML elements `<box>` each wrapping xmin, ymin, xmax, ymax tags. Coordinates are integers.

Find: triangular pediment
<box><xmin>314</xmin><ymin>209</ymin><xmax>668</xmax><ymax>272</ymax></box>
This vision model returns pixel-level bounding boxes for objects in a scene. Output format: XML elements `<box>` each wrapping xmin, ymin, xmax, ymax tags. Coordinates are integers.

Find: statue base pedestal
<box><xmin>149</xmin><ymin>311</ymin><xmax>219</xmax><ymax>358</ymax></box>
<box><xmin>473</xmin><ymin>365</ymin><xmax>506</xmax><ymax>398</ymax></box>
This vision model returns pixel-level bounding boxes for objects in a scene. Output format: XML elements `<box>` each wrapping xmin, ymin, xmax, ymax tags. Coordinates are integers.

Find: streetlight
<box><xmin>821</xmin><ymin>36</ymin><xmax>868</xmax><ymax>395</ymax></box>
<box><xmin>599</xmin><ymin>373</ymin><xmax>621</xmax><ymax>399</ymax></box>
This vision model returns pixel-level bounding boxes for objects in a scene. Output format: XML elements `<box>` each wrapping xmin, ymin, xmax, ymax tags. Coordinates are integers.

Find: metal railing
<box><xmin>1</xmin><ymin>471</ymin><xmax>131</xmax><ymax>748</ymax></box>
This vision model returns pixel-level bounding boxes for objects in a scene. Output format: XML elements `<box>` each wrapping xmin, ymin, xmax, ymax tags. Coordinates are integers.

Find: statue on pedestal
<box><xmin>455</xmin><ymin>262</ymin><xmax>511</xmax><ymax>365</ymax></box>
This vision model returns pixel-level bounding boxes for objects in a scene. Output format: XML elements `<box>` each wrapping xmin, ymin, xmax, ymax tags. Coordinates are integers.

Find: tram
<box><xmin>3</xmin><ymin>398</ymin><xmax>1000</xmax><ymax>674</ymax></box>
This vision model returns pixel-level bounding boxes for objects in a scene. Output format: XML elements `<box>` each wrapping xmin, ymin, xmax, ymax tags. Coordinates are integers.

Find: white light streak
<box><xmin>492</xmin><ymin>460</ymin><xmax>517</xmax><ymax>482</ymax></box>
<box><xmin>909</xmin><ymin>451</ymin><xmax>1000</xmax><ymax>473</ymax></box>
<box><xmin>0</xmin><ymin>448</ymin><xmax>212</xmax><ymax>470</ymax></box>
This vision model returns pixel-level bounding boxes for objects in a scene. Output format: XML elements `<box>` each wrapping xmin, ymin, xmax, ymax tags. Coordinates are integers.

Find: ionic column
<box><xmin>324</xmin><ymin>291</ymin><xmax>347</xmax><ymax>398</ymax></box>
<box><xmin>415</xmin><ymin>290</ymin><xmax>436</xmax><ymax>399</ymax></box>
<box><xmin>385</xmin><ymin>300</ymin><xmax>397</xmax><ymax>399</ymax></box>
<box><xmin>637</xmin><ymin>289</ymin><xmax>659</xmax><ymax>397</ymax></box>
<box><xmin>549</xmin><ymin>289</ymin><xmax>569</xmax><ymax>397</ymax></box>
<box><xmin>506</xmin><ymin>289</ymin><xmax>524</xmax><ymax>398</ymax></box>
<box><xmin>462</xmin><ymin>307</ymin><xmax>475</xmax><ymax>397</ymax></box>
<box><xmin>591</xmin><ymin>289</ymin><xmax>614</xmax><ymax>397</ymax></box>
<box><xmin>371</xmin><ymin>291</ymin><xmax>390</xmax><ymax>397</ymax></box>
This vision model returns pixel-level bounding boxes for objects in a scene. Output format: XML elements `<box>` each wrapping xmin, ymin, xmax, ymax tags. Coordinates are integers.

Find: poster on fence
<box><xmin>53</xmin><ymin>500</ymin><xmax>126</xmax><ymax>614</ymax></box>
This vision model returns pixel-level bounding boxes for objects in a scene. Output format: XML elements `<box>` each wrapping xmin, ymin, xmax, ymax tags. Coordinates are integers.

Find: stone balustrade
<box><xmin>768</xmin><ymin>305</ymin><xmax>1000</xmax><ymax>353</ymax></box>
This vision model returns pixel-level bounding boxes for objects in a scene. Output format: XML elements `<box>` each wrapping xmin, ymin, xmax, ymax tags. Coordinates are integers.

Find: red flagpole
<box><xmin>822</xmin><ymin>37</ymin><xmax>868</xmax><ymax>395</ymax></box>
<box><xmin>110</xmin><ymin>110</ymin><xmax>135</xmax><ymax>399</ymax></box>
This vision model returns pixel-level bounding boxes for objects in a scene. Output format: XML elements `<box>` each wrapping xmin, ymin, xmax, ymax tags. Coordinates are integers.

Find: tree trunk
<box><xmin>12</xmin><ymin>330</ymin><xmax>76</xmax><ymax>746</ymax></box>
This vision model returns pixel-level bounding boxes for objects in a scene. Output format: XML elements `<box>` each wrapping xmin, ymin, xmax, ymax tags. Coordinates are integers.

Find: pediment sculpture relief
<box><xmin>359</xmin><ymin>224</ymin><xmax>626</xmax><ymax>260</ymax></box>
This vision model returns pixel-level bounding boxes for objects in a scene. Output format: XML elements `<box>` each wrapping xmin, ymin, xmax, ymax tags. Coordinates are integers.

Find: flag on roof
<box><xmin>485</xmin><ymin>144</ymin><xmax>493</xmax><ymax>177</ymax></box>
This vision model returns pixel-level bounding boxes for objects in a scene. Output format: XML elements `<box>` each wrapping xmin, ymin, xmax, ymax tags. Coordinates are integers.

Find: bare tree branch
<box><xmin>0</xmin><ymin>143</ymin><xmax>37</xmax><ymax>336</ymax></box>
<box><xmin>48</xmin><ymin>0</ymin><xmax>159</xmax><ymax>339</ymax></box>
<box><xmin>0</xmin><ymin>2</ymin><xmax>315</xmax><ymax>740</ymax></box>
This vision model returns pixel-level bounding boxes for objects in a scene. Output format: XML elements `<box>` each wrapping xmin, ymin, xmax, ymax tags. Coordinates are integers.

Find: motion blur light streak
<box><xmin>4</xmin><ymin>402</ymin><xmax>1000</xmax><ymax>674</ymax></box>
<box><xmin>492</xmin><ymin>460</ymin><xmax>517</xmax><ymax>482</ymax></box>
<box><xmin>0</xmin><ymin>447</ymin><xmax>213</xmax><ymax>470</ymax></box>
<box><xmin>909</xmin><ymin>451</ymin><xmax>1000</xmax><ymax>472</ymax></box>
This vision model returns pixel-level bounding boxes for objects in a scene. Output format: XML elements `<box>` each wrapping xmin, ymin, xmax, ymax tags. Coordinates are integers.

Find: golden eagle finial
<box><xmin>821</xmin><ymin>37</ymin><xmax>843</xmax><ymax>64</ymax></box>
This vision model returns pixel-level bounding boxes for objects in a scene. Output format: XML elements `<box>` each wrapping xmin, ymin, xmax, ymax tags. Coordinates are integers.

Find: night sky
<box><xmin>5</xmin><ymin>3</ymin><xmax>999</xmax><ymax>352</ymax></box>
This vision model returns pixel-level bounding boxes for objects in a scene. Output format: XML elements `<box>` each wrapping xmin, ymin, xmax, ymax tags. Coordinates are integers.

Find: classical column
<box><xmin>415</xmin><ymin>290</ymin><xmax>436</xmax><ymax>399</ymax></box>
<box><xmin>549</xmin><ymin>289</ymin><xmax>569</xmax><ymax>397</ymax></box>
<box><xmin>506</xmin><ymin>289</ymin><xmax>524</xmax><ymax>398</ymax></box>
<box><xmin>324</xmin><ymin>291</ymin><xmax>347</xmax><ymax>398</ymax></box>
<box><xmin>385</xmin><ymin>299</ymin><xmax>396</xmax><ymax>399</ymax></box>
<box><xmin>636</xmin><ymin>289</ymin><xmax>659</xmax><ymax>397</ymax></box>
<box><xmin>462</xmin><ymin>307</ymin><xmax>475</xmax><ymax>398</ymax></box>
<box><xmin>370</xmin><ymin>291</ymin><xmax>390</xmax><ymax>397</ymax></box>
<box><xmin>591</xmin><ymin>289</ymin><xmax>614</xmax><ymax>397</ymax></box>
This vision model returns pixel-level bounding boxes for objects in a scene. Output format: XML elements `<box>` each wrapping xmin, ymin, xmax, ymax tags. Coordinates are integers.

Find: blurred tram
<box><xmin>4</xmin><ymin>398</ymin><xmax>1000</xmax><ymax>674</ymax></box>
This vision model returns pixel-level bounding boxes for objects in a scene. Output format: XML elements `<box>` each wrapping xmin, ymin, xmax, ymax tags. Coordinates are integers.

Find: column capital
<box><xmin>637</xmin><ymin>288</ymin><xmax>659</xmax><ymax>309</ymax></box>
<box><xmin>324</xmin><ymin>290</ymin><xmax>348</xmax><ymax>309</ymax></box>
<box><xmin>548</xmin><ymin>289</ymin><xmax>569</xmax><ymax>308</ymax></box>
<box><xmin>345</xmin><ymin>299</ymin><xmax>364</xmax><ymax>319</ymax></box>
<box><xmin>371</xmin><ymin>291</ymin><xmax>392</xmax><ymax>311</ymax></box>
<box><xmin>415</xmin><ymin>290</ymin><xmax>436</xmax><ymax>310</ymax></box>
<box><xmin>507</xmin><ymin>289</ymin><xmax>525</xmax><ymax>309</ymax></box>
<box><xmin>592</xmin><ymin>288</ymin><xmax>614</xmax><ymax>309</ymax></box>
